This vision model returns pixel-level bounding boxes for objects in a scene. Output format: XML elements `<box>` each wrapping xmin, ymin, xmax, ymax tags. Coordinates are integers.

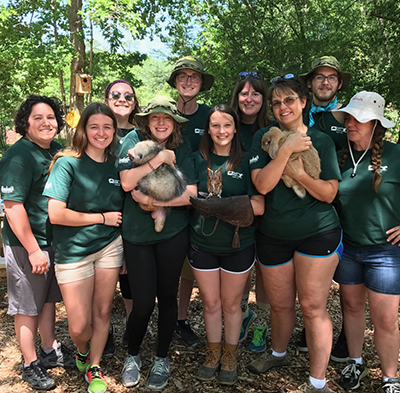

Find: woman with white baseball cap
<box><xmin>333</xmin><ymin>91</ymin><xmax>400</xmax><ymax>393</ymax></box>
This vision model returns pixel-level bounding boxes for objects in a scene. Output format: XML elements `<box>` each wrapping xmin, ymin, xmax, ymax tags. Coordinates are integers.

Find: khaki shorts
<box><xmin>55</xmin><ymin>236</ymin><xmax>123</xmax><ymax>284</ymax></box>
<box><xmin>180</xmin><ymin>256</ymin><xmax>194</xmax><ymax>281</ymax></box>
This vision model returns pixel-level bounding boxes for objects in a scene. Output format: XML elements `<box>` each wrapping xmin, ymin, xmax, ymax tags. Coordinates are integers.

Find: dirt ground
<box><xmin>0</xmin><ymin>274</ymin><xmax>387</xmax><ymax>393</ymax></box>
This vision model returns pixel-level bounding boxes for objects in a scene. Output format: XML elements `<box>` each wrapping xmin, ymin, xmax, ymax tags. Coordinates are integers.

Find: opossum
<box><xmin>261</xmin><ymin>127</ymin><xmax>321</xmax><ymax>198</ymax></box>
<box><xmin>128</xmin><ymin>140</ymin><xmax>187</xmax><ymax>232</ymax></box>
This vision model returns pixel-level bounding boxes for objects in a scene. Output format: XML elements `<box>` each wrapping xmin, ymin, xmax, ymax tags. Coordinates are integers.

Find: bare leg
<box><xmin>177</xmin><ymin>277</ymin><xmax>194</xmax><ymax>320</ymax></box>
<box><xmin>15</xmin><ymin>314</ymin><xmax>39</xmax><ymax>364</ymax></box>
<box><xmin>38</xmin><ymin>303</ymin><xmax>58</xmax><ymax>350</ymax></box>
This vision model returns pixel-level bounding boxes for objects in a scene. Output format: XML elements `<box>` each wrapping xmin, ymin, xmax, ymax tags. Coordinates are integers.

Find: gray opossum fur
<box><xmin>261</xmin><ymin>127</ymin><xmax>321</xmax><ymax>198</ymax></box>
<box><xmin>128</xmin><ymin>140</ymin><xmax>187</xmax><ymax>201</ymax></box>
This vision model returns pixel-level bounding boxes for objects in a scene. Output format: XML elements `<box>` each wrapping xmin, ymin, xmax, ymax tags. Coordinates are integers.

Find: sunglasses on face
<box><xmin>271</xmin><ymin>96</ymin><xmax>299</xmax><ymax>109</ymax></box>
<box><xmin>109</xmin><ymin>91</ymin><xmax>135</xmax><ymax>101</ymax></box>
<box><xmin>269</xmin><ymin>73</ymin><xmax>296</xmax><ymax>83</ymax></box>
<box><xmin>239</xmin><ymin>71</ymin><xmax>264</xmax><ymax>80</ymax></box>
<box><xmin>176</xmin><ymin>73</ymin><xmax>202</xmax><ymax>84</ymax></box>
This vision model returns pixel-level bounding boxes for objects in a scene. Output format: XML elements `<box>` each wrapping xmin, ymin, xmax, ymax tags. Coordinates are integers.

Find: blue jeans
<box><xmin>334</xmin><ymin>242</ymin><xmax>400</xmax><ymax>295</ymax></box>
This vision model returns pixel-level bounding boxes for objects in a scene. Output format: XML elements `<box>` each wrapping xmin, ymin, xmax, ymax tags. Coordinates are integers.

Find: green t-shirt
<box><xmin>180</xmin><ymin>104</ymin><xmax>211</xmax><ymax>152</ymax></box>
<box><xmin>240</xmin><ymin>122</ymin><xmax>258</xmax><ymax>152</ymax></box>
<box><xmin>337</xmin><ymin>141</ymin><xmax>400</xmax><ymax>248</ymax></box>
<box><xmin>0</xmin><ymin>137</ymin><xmax>62</xmax><ymax>247</ymax></box>
<box><xmin>190</xmin><ymin>152</ymin><xmax>258</xmax><ymax>252</ymax></box>
<box><xmin>43</xmin><ymin>153</ymin><xmax>124</xmax><ymax>264</ymax></box>
<box><xmin>249</xmin><ymin>126</ymin><xmax>341</xmax><ymax>240</ymax></box>
<box><xmin>117</xmin><ymin>131</ymin><xmax>198</xmax><ymax>245</ymax></box>
<box><xmin>304</xmin><ymin>104</ymin><xmax>347</xmax><ymax>151</ymax></box>
<box><xmin>116</xmin><ymin>127</ymin><xmax>136</xmax><ymax>156</ymax></box>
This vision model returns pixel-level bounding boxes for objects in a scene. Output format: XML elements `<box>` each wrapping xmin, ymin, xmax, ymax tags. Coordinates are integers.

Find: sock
<box><xmin>42</xmin><ymin>342</ymin><xmax>60</xmax><ymax>354</ymax></box>
<box><xmin>383</xmin><ymin>376</ymin><xmax>399</xmax><ymax>382</ymax></box>
<box><xmin>271</xmin><ymin>349</ymin><xmax>286</xmax><ymax>357</ymax></box>
<box><xmin>24</xmin><ymin>363</ymin><xmax>31</xmax><ymax>368</ymax></box>
<box><xmin>241</xmin><ymin>294</ymin><xmax>249</xmax><ymax>316</ymax></box>
<box><xmin>350</xmin><ymin>357</ymin><xmax>363</xmax><ymax>365</ymax></box>
<box><xmin>309</xmin><ymin>376</ymin><xmax>326</xmax><ymax>389</ymax></box>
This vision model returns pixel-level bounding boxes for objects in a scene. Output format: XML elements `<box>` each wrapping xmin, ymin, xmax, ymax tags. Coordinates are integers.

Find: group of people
<box><xmin>1</xmin><ymin>54</ymin><xmax>400</xmax><ymax>393</ymax></box>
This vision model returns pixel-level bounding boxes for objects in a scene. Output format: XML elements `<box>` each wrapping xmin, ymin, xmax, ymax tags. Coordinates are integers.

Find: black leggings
<box><xmin>124</xmin><ymin>226</ymin><xmax>189</xmax><ymax>358</ymax></box>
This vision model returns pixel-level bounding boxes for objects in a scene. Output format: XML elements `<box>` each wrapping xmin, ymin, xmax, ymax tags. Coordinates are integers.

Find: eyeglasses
<box><xmin>239</xmin><ymin>71</ymin><xmax>264</xmax><ymax>80</ymax></box>
<box><xmin>271</xmin><ymin>96</ymin><xmax>299</xmax><ymax>109</ymax></box>
<box><xmin>313</xmin><ymin>74</ymin><xmax>339</xmax><ymax>84</ymax></box>
<box><xmin>176</xmin><ymin>73</ymin><xmax>202</xmax><ymax>84</ymax></box>
<box><xmin>270</xmin><ymin>73</ymin><xmax>296</xmax><ymax>83</ymax></box>
<box><xmin>109</xmin><ymin>91</ymin><xmax>135</xmax><ymax>101</ymax></box>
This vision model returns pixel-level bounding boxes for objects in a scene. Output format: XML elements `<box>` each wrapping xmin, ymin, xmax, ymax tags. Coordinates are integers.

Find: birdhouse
<box><xmin>76</xmin><ymin>74</ymin><xmax>92</xmax><ymax>94</ymax></box>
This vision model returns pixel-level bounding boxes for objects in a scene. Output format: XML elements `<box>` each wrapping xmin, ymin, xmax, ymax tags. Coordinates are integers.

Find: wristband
<box><xmin>148</xmin><ymin>161</ymin><xmax>155</xmax><ymax>171</ymax></box>
<box><xmin>101</xmin><ymin>213</ymin><xmax>105</xmax><ymax>224</ymax></box>
<box><xmin>148</xmin><ymin>195</ymin><xmax>154</xmax><ymax>209</ymax></box>
<box><xmin>28</xmin><ymin>248</ymin><xmax>40</xmax><ymax>256</ymax></box>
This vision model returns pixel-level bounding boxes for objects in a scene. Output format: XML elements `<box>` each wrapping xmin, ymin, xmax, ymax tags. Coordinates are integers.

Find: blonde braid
<box><xmin>370</xmin><ymin>122</ymin><xmax>386</xmax><ymax>192</ymax></box>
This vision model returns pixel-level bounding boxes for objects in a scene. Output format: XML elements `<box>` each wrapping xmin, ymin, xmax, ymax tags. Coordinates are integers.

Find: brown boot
<box><xmin>219</xmin><ymin>343</ymin><xmax>238</xmax><ymax>385</ymax></box>
<box><xmin>196</xmin><ymin>342</ymin><xmax>222</xmax><ymax>381</ymax></box>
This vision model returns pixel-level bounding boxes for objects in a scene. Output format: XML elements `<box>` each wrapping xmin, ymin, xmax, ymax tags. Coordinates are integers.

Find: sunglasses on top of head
<box><xmin>239</xmin><ymin>71</ymin><xmax>264</xmax><ymax>80</ymax></box>
<box><xmin>269</xmin><ymin>73</ymin><xmax>296</xmax><ymax>84</ymax></box>
<box><xmin>109</xmin><ymin>91</ymin><xmax>135</xmax><ymax>102</ymax></box>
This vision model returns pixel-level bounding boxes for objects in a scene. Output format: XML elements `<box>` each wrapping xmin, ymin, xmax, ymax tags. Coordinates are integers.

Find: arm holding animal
<box><xmin>4</xmin><ymin>200</ymin><xmax>49</xmax><ymax>274</ymax></box>
<box><xmin>48</xmin><ymin>198</ymin><xmax>122</xmax><ymax>227</ymax></box>
<box><xmin>131</xmin><ymin>184</ymin><xmax>197</xmax><ymax>207</ymax></box>
<box><xmin>250</xmin><ymin>194</ymin><xmax>265</xmax><ymax>216</ymax></box>
<box><xmin>283</xmin><ymin>156</ymin><xmax>338</xmax><ymax>203</ymax></box>
<box><xmin>252</xmin><ymin>132</ymin><xmax>312</xmax><ymax>194</ymax></box>
<box><xmin>120</xmin><ymin>149</ymin><xmax>176</xmax><ymax>192</ymax></box>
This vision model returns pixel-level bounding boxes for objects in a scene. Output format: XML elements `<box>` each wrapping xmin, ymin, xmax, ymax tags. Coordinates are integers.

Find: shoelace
<box><xmin>124</xmin><ymin>356</ymin><xmax>139</xmax><ymax>371</ymax></box>
<box><xmin>341</xmin><ymin>361</ymin><xmax>357</xmax><ymax>378</ymax></box>
<box><xmin>152</xmin><ymin>360</ymin><xmax>168</xmax><ymax>376</ymax></box>
<box><xmin>382</xmin><ymin>380</ymin><xmax>400</xmax><ymax>393</ymax></box>
<box><xmin>252</xmin><ymin>327</ymin><xmax>266</xmax><ymax>344</ymax></box>
<box><xmin>32</xmin><ymin>362</ymin><xmax>50</xmax><ymax>380</ymax></box>
<box><xmin>87</xmin><ymin>366</ymin><xmax>103</xmax><ymax>381</ymax></box>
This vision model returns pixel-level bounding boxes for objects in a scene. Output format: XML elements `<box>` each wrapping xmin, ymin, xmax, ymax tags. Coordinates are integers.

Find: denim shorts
<box><xmin>333</xmin><ymin>242</ymin><xmax>400</xmax><ymax>295</ymax></box>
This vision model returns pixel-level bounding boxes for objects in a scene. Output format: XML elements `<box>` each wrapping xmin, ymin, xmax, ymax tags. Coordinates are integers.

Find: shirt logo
<box><xmin>249</xmin><ymin>155</ymin><xmax>259</xmax><ymax>165</ymax></box>
<box><xmin>194</xmin><ymin>128</ymin><xmax>204</xmax><ymax>135</ymax></box>
<box><xmin>1</xmin><ymin>186</ymin><xmax>14</xmax><ymax>194</ymax></box>
<box><xmin>331</xmin><ymin>126</ymin><xmax>346</xmax><ymax>134</ymax></box>
<box><xmin>227</xmin><ymin>170</ymin><xmax>244</xmax><ymax>179</ymax></box>
<box><xmin>44</xmin><ymin>182</ymin><xmax>52</xmax><ymax>189</ymax></box>
<box><xmin>368</xmin><ymin>165</ymin><xmax>388</xmax><ymax>173</ymax></box>
<box><xmin>109</xmin><ymin>178</ymin><xmax>121</xmax><ymax>186</ymax></box>
<box><xmin>119</xmin><ymin>156</ymin><xmax>130</xmax><ymax>164</ymax></box>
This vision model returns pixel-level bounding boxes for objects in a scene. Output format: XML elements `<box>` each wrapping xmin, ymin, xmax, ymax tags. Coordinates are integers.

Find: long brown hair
<box><xmin>137</xmin><ymin>119</ymin><xmax>183</xmax><ymax>150</ymax></box>
<box><xmin>199</xmin><ymin>104</ymin><xmax>243</xmax><ymax>172</ymax></box>
<box><xmin>338</xmin><ymin>121</ymin><xmax>386</xmax><ymax>192</ymax></box>
<box><xmin>49</xmin><ymin>103</ymin><xmax>118</xmax><ymax>172</ymax></box>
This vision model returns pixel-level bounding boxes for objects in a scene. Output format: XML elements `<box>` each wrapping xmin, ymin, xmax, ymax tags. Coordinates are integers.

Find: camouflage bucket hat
<box><xmin>299</xmin><ymin>56</ymin><xmax>351</xmax><ymax>90</ymax></box>
<box><xmin>135</xmin><ymin>96</ymin><xmax>189</xmax><ymax>126</ymax></box>
<box><xmin>167</xmin><ymin>56</ymin><xmax>215</xmax><ymax>92</ymax></box>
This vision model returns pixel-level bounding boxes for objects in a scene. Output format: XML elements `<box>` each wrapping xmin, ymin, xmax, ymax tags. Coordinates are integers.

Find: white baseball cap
<box><xmin>332</xmin><ymin>91</ymin><xmax>394</xmax><ymax>129</ymax></box>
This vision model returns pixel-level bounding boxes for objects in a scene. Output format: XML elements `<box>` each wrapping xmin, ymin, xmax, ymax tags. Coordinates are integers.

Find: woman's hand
<box><xmin>282</xmin><ymin>132</ymin><xmax>312</xmax><ymax>155</ymax></box>
<box><xmin>119</xmin><ymin>257</ymin><xmax>127</xmax><ymax>274</ymax></box>
<box><xmin>386</xmin><ymin>226</ymin><xmax>400</xmax><ymax>246</ymax></box>
<box><xmin>29</xmin><ymin>249</ymin><xmax>49</xmax><ymax>274</ymax></box>
<box><xmin>103</xmin><ymin>211</ymin><xmax>122</xmax><ymax>227</ymax></box>
<box><xmin>157</xmin><ymin>149</ymin><xmax>176</xmax><ymax>167</ymax></box>
<box><xmin>283</xmin><ymin>156</ymin><xmax>306</xmax><ymax>180</ymax></box>
<box><xmin>131</xmin><ymin>189</ymin><xmax>149</xmax><ymax>205</ymax></box>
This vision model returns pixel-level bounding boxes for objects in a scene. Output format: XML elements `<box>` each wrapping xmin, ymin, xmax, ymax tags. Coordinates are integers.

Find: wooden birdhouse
<box><xmin>76</xmin><ymin>74</ymin><xmax>92</xmax><ymax>95</ymax></box>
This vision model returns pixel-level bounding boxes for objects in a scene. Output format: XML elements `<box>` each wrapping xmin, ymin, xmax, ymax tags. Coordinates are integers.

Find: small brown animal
<box><xmin>206</xmin><ymin>167</ymin><xmax>223</xmax><ymax>198</ymax></box>
<box><xmin>261</xmin><ymin>127</ymin><xmax>321</xmax><ymax>198</ymax></box>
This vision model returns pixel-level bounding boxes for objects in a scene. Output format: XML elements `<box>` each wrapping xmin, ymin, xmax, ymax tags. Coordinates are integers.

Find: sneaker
<box><xmin>239</xmin><ymin>309</ymin><xmax>256</xmax><ymax>343</ymax></box>
<box><xmin>122</xmin><ymin>317</ymin><xmax>129</xmax><ymax>348</ymax></box>
<box><xmin>339</xmin><ymin>360</ymin><xmax>368</xmax><ymax>390</ymax></box>
<box><xmin>330</xmin><ymin>327</ymin><xmax>349</xmax><ymax>362</ymax></box>
<box><xmin>76</xmin><ymin>345</ymin><xmax>90</xmax><ymax>372</ymax></box>
<box><xmin>175</xmin><ymin>320</ymin><xmax>200</xmax><ymax>348</ymax></box>
<box><xmin>121</xmin><ymin>354</ymin><xmax>141</xmax><ymax>388</ymax></box>
<box><xmin>85</xmin><ymin>365</ymin><xmax>107</xmax><ymax>393</ymax></box>
<box><xmin>299</xmin><ymin>381</ymin><xmax>331</xmax><ymax>392</ymax></box>
<box><xmin>247</xmin><ymin>350</ymin><xmax>289</xmax><ymax>374</ymax></box>
<box><xmin>146</xmin><ymin>357</ymin><xmax>170</xmax><ymax>391</ymax></box>
<box><xmin>249</xmin><ymin>326</ymin><xmax>267</xmax><ymax>353</ymax></box>
<box><xmin>196</xmin><ymin>342</ymin><xmax>222</xmax><ymax>381</ymax></box>
<box><xmin>102</xmin><ymin>324</ymin><xmax>115</xmax><ymax>358</ymax></box>
<box><xmin>39</xmin><ymin>343</ymin><xmax>75</xmax><ymax>369</ymax></box>
<box><xmin>297</xmin><ymin>328</ymin><xmax>308</xmax><ymax>352</ymax></box>
<box><xmin>22</xmin><ymin>359</ymin><xmax>56</xmax><ymax>391</ymax></box>
<box><xmin>379</xmin><ymin>378</ymin><xmax>400</xmax><ymax>393</ymax></box>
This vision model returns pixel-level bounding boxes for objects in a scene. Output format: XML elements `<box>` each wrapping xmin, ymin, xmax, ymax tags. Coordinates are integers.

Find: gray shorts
<box><xmin>4</xmin><ymin>244</ymin><xmax>62</xmax><ymax>316</ymax></box>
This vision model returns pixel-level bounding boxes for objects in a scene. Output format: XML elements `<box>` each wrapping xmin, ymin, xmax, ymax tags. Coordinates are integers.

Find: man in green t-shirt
<box><xmin>166</xmin><ymin>56</ymin><xmax>214</xmax><ymax>347</ymax></box>
<box><xmin>300</xmin><ymin>56</ymin><xmax>351</xmax><ymax>152</ymax></box>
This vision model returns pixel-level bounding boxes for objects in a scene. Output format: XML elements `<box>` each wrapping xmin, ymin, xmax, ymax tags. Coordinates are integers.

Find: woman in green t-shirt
<box><xmin>332</xmin><ymin>92</ymin><xmax>400</xmax><ymax>393</ymax></box>
<box><xmin>117</xmin><ymin>96</ymin><xmax>198</xmax><ymax>391</ymax></box>
<box><xmin>248</xmin><ymin>75</ymin><xmax>342</xmax><ymax>393</ymax></box>
<box><xmin>44</xmin><ymin>103</ymin><xmax>124</xmax><ymax>393</ymax></box>
<box><xmin>189</xmin><ymin>104</ymin><xmax>264</xmax><ymax>384</ymax></box>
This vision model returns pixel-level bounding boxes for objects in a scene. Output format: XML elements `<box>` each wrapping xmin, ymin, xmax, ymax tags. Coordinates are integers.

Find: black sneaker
<box><xmin>22</xmin><ymin>359</ymin><xmax>56</xmax><ymax>390</ymax></box>
<box><xmin>379</xmin><ymin>378</ymin><xmax>400</xmax><ymax>393</ymax></box>
<box><xmin>330</xmin><ymin>327</ymin><xmax>349</xmax><ymax>362</ymax></box>
<box><xmin>175</xmin><ymin>320</ymin><xmax>200</xmax><ymax>348</ymax></box>
<box><xmin>339</xmin><ymin>360</ymin><xmax>368</xmax><ymax>390</ymax></box>
<box><xmin>297</xmin><ymin>328</ymin><xmax>308</xmax><ymax>352</ymax></box>
<box><xmin>103</xmin><ymin>324</ymin><xmax>116</xmax><ymax>358</ymax></box>
<box><xmin>39</xmin><ymin>343</ymin><xmax>75</xmax><ymax>369</ymax></box>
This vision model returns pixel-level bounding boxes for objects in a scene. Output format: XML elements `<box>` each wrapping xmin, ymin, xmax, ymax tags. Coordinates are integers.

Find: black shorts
<box><xmin>256</xmin><ymin>226</ymin><xmax>343</xmax><ymax>267</ymax></box>
<box><xmin>188</xmin><ymin>243</ymin><xmax>256</xmax><ymax>274</ymax></box>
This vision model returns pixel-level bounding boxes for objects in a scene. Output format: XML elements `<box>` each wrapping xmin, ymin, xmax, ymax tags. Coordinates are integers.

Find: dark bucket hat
<box><xmin>167</xmin><ymin>56</ymin><xmax>214</xmax><ymax>92</ymax></box>
<box><xmin>300</xmin><ymin>56</ymin><xmax>351</xmax><ymax>90</ymax></box>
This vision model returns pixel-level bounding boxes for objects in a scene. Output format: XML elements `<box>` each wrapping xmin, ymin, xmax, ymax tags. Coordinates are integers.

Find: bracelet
<box><xmin>148</xmin><ymin>160</ymin><xmax>155</xmax><ymax>171</ymax></box>
<box><xmin>148</xmin><ymin>195</ymin><xmax>154</xmax><ymax>209</ymax></box>
<box><xmin>28</xmin><ymin>248</ymin><xmax>40</xmax><ymax>256</ymax></box>
<box><xmin>101</xmin><ymin>213</ymin><xmax>105</xmax><ymax>224</ymax></box>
